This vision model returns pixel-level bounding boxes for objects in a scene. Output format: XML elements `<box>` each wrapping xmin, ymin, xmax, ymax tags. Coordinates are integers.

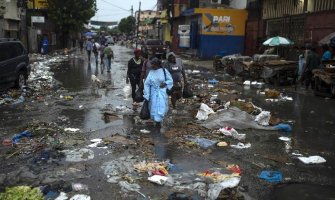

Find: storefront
<box><xmin>179</xmin><ymin>8</ymin><xmax>248</xmax><ymax>59</ymax></box>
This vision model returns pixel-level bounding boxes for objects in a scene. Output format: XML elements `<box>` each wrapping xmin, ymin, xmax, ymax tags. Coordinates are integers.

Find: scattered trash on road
<box><xmin>230</xmin><ymin>142</ymin><xmax>251</xmax><ymax>149</ymax></box>
<box><xmin>69</xmin><ymin>194</ymin><xmax>91</xmax><ymax>200</ymax></box>
<box><xmin>148</xmin><ymin>175</ymin><xmax>169</xmax><ymax>185</ymax></box>
<box><xmin>196</xmin><ymin>103</ymin><xmax>215</xmax><ymax>120</ymax></box>
<box><xmin>218</xmin><ymin>127</ymin><xmax>246</xmax><ymax>140</ymax></box>
<box><xmin>55</xmin><ymin>192</ymin><xmax>68</xmax><ymax>200</ymax></box>
<box><xmin>273</xmin><ymin>123</ymin><xmax>292</xmax><ymax>132</ymax></box>
<box><xmin>72</xmin><ymin>183</ymin><xmax>89</xmax><ymax>191</ymax></box>
<box><xmin>12</xmin><ymin>130</ymin><xmax>32</xmax><ymax>145</ymax></box>
<box><xmin>140</xmin><ymin>129</ymin><xmax>150</xmax><ymax>134</ymax></box>
<box><xmin>217</xmin><ymin>141</ymin><xmax>228</xmax><ymax>147</ymax></box>
<box><xmin>258</xmin><ymin>170</ymin><xmax>282</xmax><ymax>183</ymax></box>
<box><xmin>186</xmin><ymin>136</ymin><xmax>217</xmax><ymax>149</ymax></box>
<box><xmin>255</xmin><ymin>111</ymin><xmax>271</xmax><ymax>126</ymax></box>
<box><xmin>298</xmin><ymin>156</ymin><xmax>326</xmax><ymax>164</ymax></box>
<box><xmin>64</xmin><ymin>128</ymin><xmax>80</xmax><ymax>133</ymax></box>
<box><xmin>62</xmin><ymin>148</ymin><xmax>94</xmax><ymax>162</ymax></box>
<box><xmin>278</xmin><ymin>137</ymin><xmax>291</xmax><ymax>142</ymax></box>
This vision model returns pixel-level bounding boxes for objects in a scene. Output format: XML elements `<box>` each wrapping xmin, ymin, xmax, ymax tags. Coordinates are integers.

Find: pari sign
<box><xmin>194</xmin><ymin>8</ymin><xmax>248</xmax><ymax>36</ymax></box>
<box><xmin>213</xmin><ymin>15</ymin><xmax>231</xmax><ymax>23</ymax></box>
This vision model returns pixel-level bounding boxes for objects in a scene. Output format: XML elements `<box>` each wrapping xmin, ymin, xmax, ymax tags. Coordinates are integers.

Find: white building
<box><xmin>0</xmin><ymin>0</ymin><xmax>22</xmax><ymax>38</ymax></box>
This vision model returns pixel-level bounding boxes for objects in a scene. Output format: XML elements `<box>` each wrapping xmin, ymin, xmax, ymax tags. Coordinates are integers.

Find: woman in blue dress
<box><xmin>143</xmin><ymin>58</ymin><xmax>173</xmax><ymax>125</ymax></box>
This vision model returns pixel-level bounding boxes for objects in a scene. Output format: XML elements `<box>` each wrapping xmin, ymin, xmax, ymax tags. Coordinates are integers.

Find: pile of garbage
<box><xmin>0</xmin><ymin>185</ymin><xmax>91</xmax><ymax>200</ymax></box>
<box><xmin>1</xmin><ymin>121</ymin><xmax>85</xmax><ymax>160</ymax></box>
<box><xmin>0</xmin><ymin>54</ymin><xmax>69</xmax><ymax>106</ymax></box>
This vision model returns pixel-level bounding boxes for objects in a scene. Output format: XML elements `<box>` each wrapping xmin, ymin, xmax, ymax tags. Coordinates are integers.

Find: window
<box><xmin>7</xmin><ymin>43</ymin><xmax>19</xmax><ymax>59</ymax></box>
<box><xmin>14</xmin><ymin>43</ymin><xmax>24</xmax><ymax>56</ymax></box>
<box><xmin>0</xmin><ymin>44</ymin><xmax>10</xmax><ymax>62</ymax></box>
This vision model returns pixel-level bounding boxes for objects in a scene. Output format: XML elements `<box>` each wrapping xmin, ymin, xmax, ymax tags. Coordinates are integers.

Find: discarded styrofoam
<box><xmin>62</xmin><ymin>148</ymin><xmax>94</xmax><ymax>162</ymax></box>
<box><xmin>64</xmin><ymin>128</ymin><xmax>80</xmax><ymax>132</ymax></box>
<box><xmin>196</xmin><ymin>103</ymin><xmax>215</xmax><ymax>121</ymax></box>
<box><xmin>255</xmin><ymin>111</ymin><xmax>271</xmax><ymax>126</ymax></box>
<box><xmin>140</xmin><ymin>129</ymin><xmax>150</xmax><ymax>134</ymax></box>
<box><xmin>298</xmin><ymin>156</ymin><xmax>326</xmax><ymax>164</ymax></box>
<box><xmin>55</xmin><ymin>192</ymin><xmax>68</xmax><ymax>200</ymax></box>
<box><xmin>278</xmin><ymin>137</ymin><xmax>291</xmax><ymax>142</ymax></box>
<box><xmin>148</xmin><ymin>175</ymin><xmax>168</xmax><ymax>185</ymax></box>
<box><xmin>207</xmin><ymin>176</ymin><xmax>241</xmax><ymax>200</ymax></box>
<box><xmin>87</xmin><ymin>138</ymin><xmax>107</xmax><ymax>149</ymax></box>
<box><xmin>224</xmin><ymin>101</ymin><xmax>230</xmax><ymax>109</ymax></box>
<box><xmin>69</xmin><ymin>194</ymin><xmax>91</xmax><ymax>200</ymax></box>
<box><xmin>243</xmin><ymin>80</ymin><xmax>251</xmax><ymax>85</ymax></box>
<box><xmin>230</xmin><ymin>142</ymin><xmax>251</xmax><ymax>149</ymax></box>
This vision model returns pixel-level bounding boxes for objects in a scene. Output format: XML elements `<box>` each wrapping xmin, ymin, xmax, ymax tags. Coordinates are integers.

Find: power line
<box><xmin>100</xmin><ymin>0</ymin><xmax>130</xmax><ymax>12</ymax></box>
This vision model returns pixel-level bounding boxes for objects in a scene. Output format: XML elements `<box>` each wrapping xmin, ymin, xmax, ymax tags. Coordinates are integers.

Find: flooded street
<box><xmin>1</xmin><ymin>45</ymin><xmax>335</xmax><ymax>200</ymax></box>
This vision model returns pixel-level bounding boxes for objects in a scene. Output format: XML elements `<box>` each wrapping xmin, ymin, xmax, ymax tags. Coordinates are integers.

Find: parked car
<box><xmin>141</xmin><ymin>39</ymin><xmax>166</xmax><ymax>58</ymax></box>
<box><xmin>0</xmin><ymin>38</ymin><xmax>30</xmax><ymax>89</ymax></box>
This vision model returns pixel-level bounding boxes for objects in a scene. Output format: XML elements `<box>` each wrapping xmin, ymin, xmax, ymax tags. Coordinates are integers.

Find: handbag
<box><xmin>134</xmin><ymin>88</ymin><xmax>144</xmax><ymax>102</ymax></box>
<box><xmin>162</xmin><ymin>68</ymin><xmax>172</xmax><ymax>95</ymax></box>
<box><xmin>183</xmin><ymin>83</ymin><xmax>194</xmax><ymax>98</ymax></box>
<box><xmin>140</xmin><ymin>100</ymin><xmax>150</xmax><ymax>120</ymax></box>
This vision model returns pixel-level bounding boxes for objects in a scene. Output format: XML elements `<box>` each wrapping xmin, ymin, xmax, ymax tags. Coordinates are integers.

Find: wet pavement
<box><xmin>0</xmin><ymin>45</ymin><xmax>335</xmax><ymax>200</ymax></box>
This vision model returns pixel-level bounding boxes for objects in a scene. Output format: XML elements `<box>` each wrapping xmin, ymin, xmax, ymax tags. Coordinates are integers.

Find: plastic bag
<box><xmin>140</xmin><ymin>100</ymin><xmax>150</xmax><ymax>120</ymax></box>
<box><xmin>196</xmin><ymin>103</ymin><xmax>215</xmax><ymax>120</ymax></box>
<box><xmin>134</xmin><ymin>88</ymin><xmax>144</xmax><ymax>102</ymax></box>
<box><xmin>123</xmin><ymin>85</ymin><xmax>132</xmax><ymax>99</ymax></box>
<box><xmin>183</xmin><ymin>84</ymin><xmax>193</xmax><ymax>98</ymax></box>
<box><xmin>255</xmin><ymin>111</ymin><xmax>271</xmax><ymax>126</ymax></box>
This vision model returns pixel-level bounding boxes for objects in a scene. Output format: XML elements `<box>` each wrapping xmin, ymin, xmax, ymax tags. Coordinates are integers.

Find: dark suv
<box><xmin>141</xmin><ymin>39</ymin><xmax>166</xmax><ymax>58</ymax></box>
<box><xmin>0</xmin><ymin>38</ymin><xmax>30</xmax><ymax>89</ymax></box>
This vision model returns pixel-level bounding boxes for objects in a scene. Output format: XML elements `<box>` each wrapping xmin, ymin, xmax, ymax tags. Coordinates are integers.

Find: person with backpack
<box><xmin>140</xmin><ymin>53</ymin><xmax>153</xmax><ymax>88</ymax></box>
<box><xmin>92</xmin><ymin>41</ymin><xmax>100</xmax><ymax>65</ymax></box>
<box><xmin>85</xmin><ymin>38</ymin><xmax>93</xmax><ymax>61</ymax></box>
<box><xmin>163</xmin><ymin>52</ymin><xmax>188</xmax><ymax>109</ymax></box>
<box><xmin>103</xmin><ymin>44</ymin><xmax>114</xmax><ymax>72</ymax></box>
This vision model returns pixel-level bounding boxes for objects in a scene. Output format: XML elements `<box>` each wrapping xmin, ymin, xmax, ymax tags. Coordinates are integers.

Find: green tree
<box><xmin>47</xmin><ymin>0</ymin><xmax>97</xmax><ymax>47</ymax></box>
<box><xmin>118</xmin><ymin>16</ymin><xmax>136</xmax><ymax>34</ymax></box>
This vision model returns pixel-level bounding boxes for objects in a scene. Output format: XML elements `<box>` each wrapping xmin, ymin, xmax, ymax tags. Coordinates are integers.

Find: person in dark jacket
<box><xmin>127</xmin><ymin>49</ymin><xmax>144</xmax><ymax>103</ymax></box>
<box><xmin>303</xmin><ymin>44</ymin><xmax>321</xmax><ymax>90</ymax></box>
<box><xmin>163</xmin><ymin>52</ymin><xmax>187</xmax><ymax>109</ymax></box>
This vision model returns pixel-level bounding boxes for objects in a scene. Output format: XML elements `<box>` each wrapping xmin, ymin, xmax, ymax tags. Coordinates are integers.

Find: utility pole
<box><xmin>136</xmin><ymin>1</ymin><xmax>141</xmax><ymax>49</ymax></box>
<box><xmin>131</xmin><ymin>5</ymin><xmax>133</xmax><ymax>17</ymax></box>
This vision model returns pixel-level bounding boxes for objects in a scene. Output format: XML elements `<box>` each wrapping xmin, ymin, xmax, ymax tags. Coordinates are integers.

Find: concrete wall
<box><xmin>304</xmin><ymin>11</ymin><xmax>335</xmax><ymax>44</ymax></box>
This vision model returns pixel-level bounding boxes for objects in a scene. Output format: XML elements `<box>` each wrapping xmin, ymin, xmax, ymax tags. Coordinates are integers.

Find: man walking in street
<box><xmin>104</xmin><ymin>44</ymin><xmax>114</xmax><ymax>72</ymax></box>
<box><xmin>303</xmin><ymin>44</ymin><xmax>321</xmax><ymax>90</ymax></box>
<box><xmin>99</xmin><ymin>43</ymin><xmax>106</xmax><ymax>66</ymax></box>
<box><xmin>85</xmin><ymin>38</ymin><xmax>93</xmax><ymax>61</ymax></box>
<box><xmin>127</xmin><ymin>49</ymin><xmax>143</xmax><ymax>104</ymax></box>
<box><xmin>164</xmin><ymin>52</ymin><xmax>188</xmax><ymax>109</ymax></box>
<box><xmin>92</xmin><ymin>40</ymin><xmax>100</xmax><ymax>65</ymax></box>
<box><xmin>79</xmin><ymin>37</ymin><xmax>84</xmax><ymax>53</ymax></box>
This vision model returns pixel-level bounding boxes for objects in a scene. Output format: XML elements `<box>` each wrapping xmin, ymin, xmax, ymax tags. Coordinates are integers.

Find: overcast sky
<box><xmin>91</xmin><ymin>0</ymin><xmax>157</xmax><ymax>22</ymax></box>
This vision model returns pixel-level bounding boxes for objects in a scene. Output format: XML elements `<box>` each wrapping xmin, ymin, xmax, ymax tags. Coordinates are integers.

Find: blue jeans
<box><xmin>106</xmin><ymin>55</ymin><xmax>112</xmax><ymax>71</ymax></box>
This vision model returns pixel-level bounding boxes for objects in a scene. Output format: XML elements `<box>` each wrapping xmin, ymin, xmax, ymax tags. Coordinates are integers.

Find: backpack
<box><xmin>93</xmin><ymin>43</ymin><xmax>98</xmax><ymax>53</ymax></box>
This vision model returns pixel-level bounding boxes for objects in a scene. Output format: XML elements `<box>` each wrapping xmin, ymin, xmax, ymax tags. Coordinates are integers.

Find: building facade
<box><xmin>158</xmin><ymin>0</ymin><xmax>248</xmax><ymax>59</ymax></box>
<box><xmin>0</xmin><ymin>0</ymin><xmax>22</xmax><ymax>39</ymax></box>
<box><xmin>135</xmin><ymin>10</ymin><xmax>162</xmax><ymax>39</ymax></box>
<box><xmin>245</xmin><ymin>0</ymin><xmax>335</xmax><ymax>56</ymax></box>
